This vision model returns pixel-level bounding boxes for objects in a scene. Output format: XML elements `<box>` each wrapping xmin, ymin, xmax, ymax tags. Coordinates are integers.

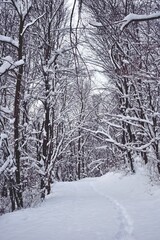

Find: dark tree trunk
<box><xmin>13</xmin><ymin>17</ymin><xmax>24</xmax><ymax>209</ymax></box>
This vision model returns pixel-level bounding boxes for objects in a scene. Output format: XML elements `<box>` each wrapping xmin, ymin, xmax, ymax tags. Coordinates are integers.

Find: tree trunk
<box><xmin>13</xmin><ymin>17</ymin><xmax>24</xmax><ymax>208</ymax></box>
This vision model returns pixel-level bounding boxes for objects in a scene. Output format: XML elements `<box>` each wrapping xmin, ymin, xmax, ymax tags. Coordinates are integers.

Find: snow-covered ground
<box><xmin>0</xmin><ymin>170</ymin><xmax>160</xmax><ymax>240</ymax></box>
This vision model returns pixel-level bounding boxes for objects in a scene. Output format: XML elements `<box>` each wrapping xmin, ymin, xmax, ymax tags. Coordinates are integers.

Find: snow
<box><xmin>0</xmin><ymin>56</ymin><xmax>13</xmax><ymax>75</ymax></box>
<box><xmin>0</xmin><ymin>35</ymin><xmax>18</xmax><ymax>48</ymax></box>
<box><xmin>122</xmin><ymin>59</ymin><xmax>129</xmax><ymax>64</ymax></box>
<box><xmin>89</xmin><ymin>21</ymin><xmax>103</xmax><ymax>27</ymax></box>
<box><xmin>0</xmin><ymin>171</ymin><xmax>160</xmax><ymax>240</ymax></box>
<box><xmin>0</xmin><ymin>56</ymin><xmax>24</xmax><ymax>76</ymax></box>
<box><xmin>21</xmin><ymin>13</ymin><xmax>45</xmax><ymax>36</ymax></box>
<box><xmin>120</xmin><ymin>12</ymin><xmax>160</xmax><ymax>30</ymax></box>
<box><xmin>0</xmin><ymin>156</ymin><xmax>12</xmax><ymax>175</ymax></box>
<box><xmin>0</xmin><ymin>106</ymin><xmax>12</xmax><ymax>114</ymax></box>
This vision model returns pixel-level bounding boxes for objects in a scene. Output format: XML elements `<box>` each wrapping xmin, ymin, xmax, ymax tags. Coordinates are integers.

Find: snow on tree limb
<box><xmin>21</xmin><ymin>13</ymin><xmax>46</xmax><ymax>36</ymax></box>
<box><xmin>0</xmin><ymin>157</ymin><xmax>10</xmax><ymax>175</ymax></box>
<box><xmin>0</xmin><ymin>56</ymin><xmax>12</xmax><ymax>75</ymax></box>
<box><xmin>119</xmin><ymin>12</ymin><xmax>160</xmax><ymax>30</ymax></box>
<box><xmin>0</xmin><ymin>35</ymin><xmax>18</xmax><ymax>48</ymax></box>
<box><xmin>1</xmin><ymin>106</ymin><xmax>12</xmax><ymax>114</ymax></box>
<box><xmin>82</xmin><ymin>127</ymin><xmax>156</xmax><ymax>152</ymax></box>
<box><xmin>0</xmin><ymin>56</ymin><xmax>24</xmax><ymax>76</ymax></box>
<box><xmin>89</xmin><ymin>21</ymin><xmax>103</xmax><ymax>27</ymax></box>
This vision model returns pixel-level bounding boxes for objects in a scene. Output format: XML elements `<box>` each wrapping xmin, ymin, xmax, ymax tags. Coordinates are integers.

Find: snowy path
<box><xmin>0</xmin><ymin>172</ymin><xmax>160</xmax><ymax>240</ymax></box>
<box><xmin>0</xmin><ymin>179</ymin><xmax>133</xmax><ymax>240</ymax></box>
<box><xmin>90</xmin><ymin>182</ymin><xmax>134</xmax><ymax>240</ymax></box>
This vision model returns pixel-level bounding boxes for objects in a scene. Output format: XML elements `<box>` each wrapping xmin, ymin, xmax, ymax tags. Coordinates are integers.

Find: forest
<box><xmin>0</xmin><ymin>0</ymin><xmax>160</xmax><ymax>214</ymax></box>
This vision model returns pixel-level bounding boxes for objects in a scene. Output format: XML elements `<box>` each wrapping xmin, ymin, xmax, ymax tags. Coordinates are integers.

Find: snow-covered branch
<box><xmin>0</xmin><ymin>56</ymin><xmax>24</xmax><ymax>76</ymax></box>
<box><xmin>0</xmin><ymin>35</ymin><xmax>18</xmax><ymax>48</ymax></box>
<box><xmin>0</xmin><ymin>106</ymin><xmax>12</xmax><ymax>114</ymax></box>
<box><xmin>0</xmin><ymin>156</ymin><xmax>13</xmax><ymax>175</ymax></box>
<box><xmin>119</xmin><ymin>12</ymin><xmax>160</xmax><ymax>30</ymax></box>
<box><xmin>105</xmin><ymin>114</ymin><xmax>153</xmax><ymax>126</ymax></box>
<box><xmin>21</xmin><ymin>13</ymin><xmax>45</xmax><ymax>36</ymax></box>
<box><xmin>47</xmin><ymin>135</ymin><xmax>65</xmax><ymax>175</ymax></box>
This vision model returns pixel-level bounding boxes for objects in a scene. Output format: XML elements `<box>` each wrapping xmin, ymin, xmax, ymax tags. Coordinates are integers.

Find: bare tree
<box><xmin>82</xmin><ymin>0</ymin><xmax>160</xmax><ymax>174</ymax></box>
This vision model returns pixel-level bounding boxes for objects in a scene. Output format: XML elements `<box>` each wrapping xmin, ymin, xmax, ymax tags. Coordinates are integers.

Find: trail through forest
<box><xmin>0</xmin><ymin>171</ymin><xmax>160</xmax><ymax>240</ymax></box>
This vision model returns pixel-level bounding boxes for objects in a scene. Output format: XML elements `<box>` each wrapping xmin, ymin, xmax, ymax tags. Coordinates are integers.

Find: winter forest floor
<box><xmin>0</xmin><ymin>170</ymin><xmax>160</xmax><ymax>240</ymax></box>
